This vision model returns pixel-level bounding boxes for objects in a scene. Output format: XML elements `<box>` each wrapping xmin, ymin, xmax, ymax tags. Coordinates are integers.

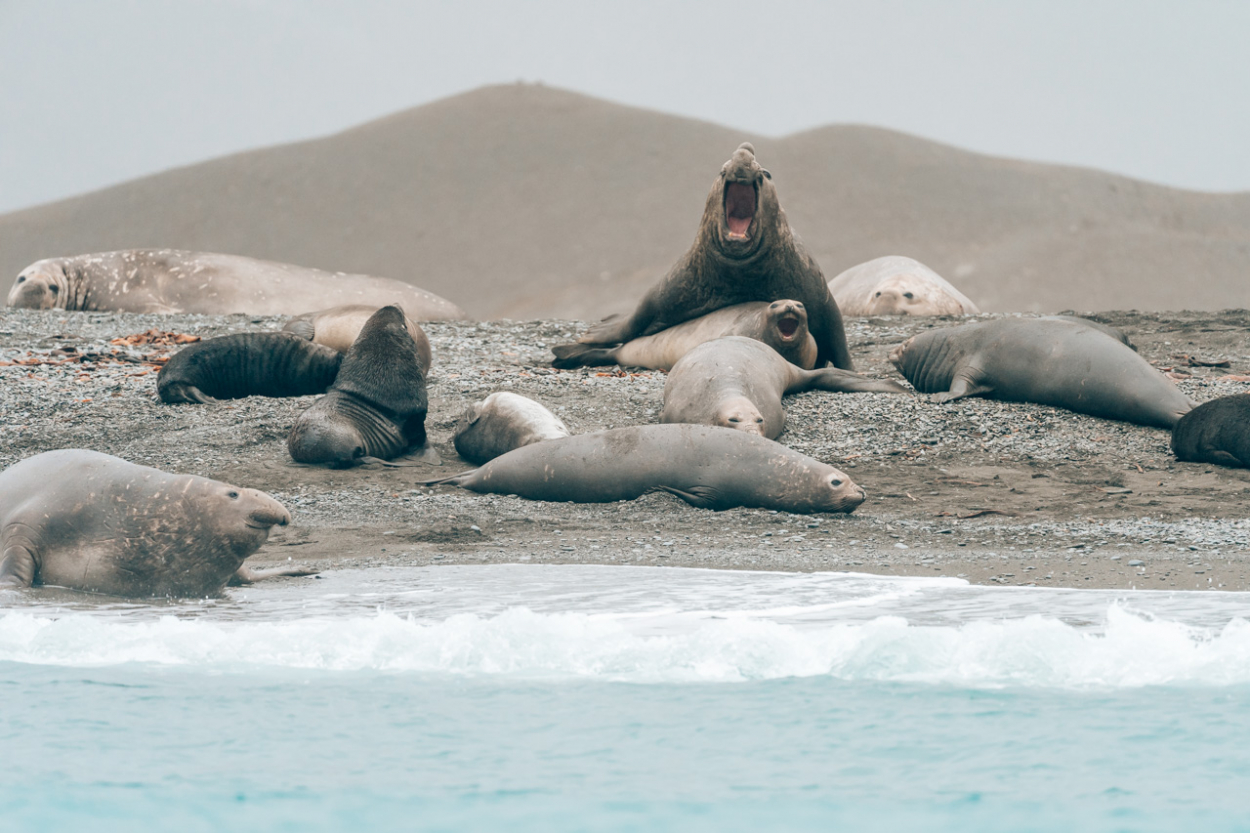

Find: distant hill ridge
<box><xmin>3</xmin><ymin>83</ymin><xmax>1248</xmax><ymax>318</ymax></box>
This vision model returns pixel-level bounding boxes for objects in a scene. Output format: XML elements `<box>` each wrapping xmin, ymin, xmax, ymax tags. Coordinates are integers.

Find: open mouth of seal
<box><xmin>723</xmin><ymin>182</ymin><xmax>756</xmax><ymax>239</ymax></box>
<box><xmin>777</xmin><ymin>315</ymin><xmax>800</xmax><ymax>340</ymax></box>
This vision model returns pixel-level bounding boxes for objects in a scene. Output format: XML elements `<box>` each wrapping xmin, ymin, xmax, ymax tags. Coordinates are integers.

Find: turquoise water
<box><xmin>3</xmin><ymin>565</ymin><xmax>1250</xmax><ymax>832</ymax></box>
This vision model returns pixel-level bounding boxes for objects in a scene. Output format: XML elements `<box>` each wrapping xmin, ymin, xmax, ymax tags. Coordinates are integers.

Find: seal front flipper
<box><xmin>652</xmin><ymin>484</ymin><xmax>722</xmax><ymax>509</ymax></box>
<box><xmin>794</xmin><ymin>368</ymin><xmax>909</xmax><ymax>395</ymax></box>
<box><xmin>933</xmin><ymin>374</ymin><xmax>993</xmax><ymax>403</ymax></box>
<box><xmin>229</xmin><ymin>564</ymin><xmax>320</xmax><ymax>585</ymax></box>
<box><xmin>550</xmin><ymin>344</ymin><xmax>619</xmax><ymax>369</ymax></box>
<box><xmin>577</xmin><ymin>313</ymin><xmax>632</xmax><ymax>346</ymax></box>
<box><xmin>361</xmin><ymin>444</ymin><xmax>443</xmax><ymax>467</ymax></box>
<box><xmin>414</xmin><ymin>469</ymin><xmax>479</xmax><ymax>487</ymax></box>
<box><xmin>159</xmin><ymin>383</ymin><xmax>220</xmax><ymax>405</ymax></box>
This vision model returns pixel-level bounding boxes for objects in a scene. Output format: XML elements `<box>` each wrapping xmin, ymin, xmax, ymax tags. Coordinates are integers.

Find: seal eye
<box><xmin>729</xmin><ymin>417</ymin><xmax>741</xmax><ymax>423</ymax></box>
<box><xmin>830</xmin><ymin>478</ymin><xmax>843</xmax><ymax>487</ymax></box>
<box><xmin>904</xmin><ymin>292</ymin><xmax>914</xmax><ymax>300</ymax></box>
<box><xmin>761</xmin><ymin>169</ymin><xmax>771</xmax><ymax>179</ymax></box>
<box><xmin>227</xmin><ymin>490</ymin><xmax>239</xmax><ymax>500</ymax></box>
<box><xmin>48</xmin><ymin>284</ymin><xmax>58</xmax><ymax>296</ymax></box>
<box><xmin>15</xmin><ymin>275</ymin><xmax>24</xmax><ymax>283</ymax></box>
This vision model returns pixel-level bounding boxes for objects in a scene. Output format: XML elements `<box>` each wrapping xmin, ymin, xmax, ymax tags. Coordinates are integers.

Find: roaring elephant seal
<box><xmin>157</xmin><ymin>332</ymin><xmax>343</xmax><ymax>404</ymax></box>
<box><xmin>282</xmin><ymin>304</ymin><xmax>433</xmax><ymax>368</ymax></box>
<box><xmin>661</xmin><ymin>337</ymin><xmax>908</xmax><ymax>439</ymax></box>
<box><xmin>453</xmin><ymin>392</ymin><xmax>572</xmax><ymax>465</ymax></box>
<box><xmin>7</xmin><ymin>249</ymin><xmax>465</xmax><ymax>320</ymax></box>
<box><xmin>552</xmin><ymin>300</ymin><xmax>817</xmax><ymax>371</ymax></box>
<box><xmin>889</xmin><ymin>318</ymin><xmax>1195</xmax><ymax>428</ymax></box>
<box><xmin>1171</xmin><ymin>394</ymin><xmax>1250</xmax><ymax>468</ymax></box>
<box><xmin>288</xmin><ymin>305</ymin><xmax>436</xmax><ymax>466</ymax></box>
<box><xmin>0</xmin><ymin>450</ymin><xmax>310</xmax><ymax>597</ymax></box>
<box><xmin>420</xmin><ymin>424</ymin><xmax>866</xmax><ymax>514</ymax></box>
<box><xmin>552</xmin><ymin>143</ymin><xmax>854</xmax><ymax>369</ymax></box>
<box><xmin>827</xmin><ymin>256</ymin><xmax>979</xmax><ymax>316</ymax></box>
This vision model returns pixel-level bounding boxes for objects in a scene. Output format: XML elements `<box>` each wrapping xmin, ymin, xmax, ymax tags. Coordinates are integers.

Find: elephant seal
<box><xmin>889</xmin><ymin>318</ymin><xmax>1195</xmax><ymax>428</ymax></box>
<box><xmin>419</xmin><ymin>424</ymin><xmax>865</xmax><ymax>514</ymax></box>
<box><xmin>827</xmin><ymin>256</ymin><xmax>979</xmax><ymax>316</ymax></box>
<box><xmin>552</xmin><ymin>300</ymin><xmax>817</xmax><ymax>371</ymax></box>
<box><xmin>552</xmin><ymin>143</ymin><xmax>854</xmax><ymax>369</ymax></box>
<box><xmin>288</xmin><ymin>305</ymin><xmax>436</xmax><ymax>466</ymax></box>
<box><xmin>8</xmin><ymin>249</ymin><xmax>466</xmax><ymax>320</ymax></box>
<box><xmin>282</xmin><ymin>304</ymin><xmax>433</xmax><ymax>369</ymax></box>
<box><xmin>0</xmin><ymin>450</ymin><xmax>309</xmax><ymax>597</ymax></box>
<box><xmin>157</xmin><ymin>332</ymin><xmax>343</xmax><ymax>404</ymax></box>
<box><xmin>660</xmin><ymin>337</ymin><xmax>908</xmax><ymax>439</ymax></box>
<box><xmin>453</xmin><ymin>392</ymin><xmax>572</xmax><ymax>465</ymax></box>
<box><xmin>1171</xmin><ymin>394</ymin><xmax>1250</xmax><ymax>468</ymax></box>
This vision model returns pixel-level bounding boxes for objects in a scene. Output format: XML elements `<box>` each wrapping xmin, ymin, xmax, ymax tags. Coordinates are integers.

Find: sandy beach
<box><xmin>3</xmin><ymin>306</ymin><xmax>1248</xmax><ymax>593</ymax></box>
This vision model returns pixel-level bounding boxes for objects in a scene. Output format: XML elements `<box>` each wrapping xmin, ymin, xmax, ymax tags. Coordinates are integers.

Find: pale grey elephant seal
<box><xmin>282</xmin><ymin>304</ymin><xmax>433</xmax><ymax>369</ymax></box>
<box><xmin>157</xmin><ymin>332</ymin><xmax>343</xmax><ymax>404</ymax></box>
<box><xmin>0</xmin><ymin>450</ymin><xmax>310</xmax><ymax>597</ymax></box>
<box><xmin>661</xmin><ymin>337</ymin><xmax>908</xmax><ymax>439</ymax></box>
<box><xmin>453</xmin><ymin>392</ymin><xmax>572</xmax><ymax>465</ymax></box>
<box><xmin>420</xmin><ymin>424</ymin><xmax>865</xmax><ymax>514</ymax></box>
<box><xmin>889</xmin><ymin>318</ymin><xmax>1195</xmax><ymax>428</ymax></box>
<box><xmin>552</xmin><ymin>143</ymin><xmax>854</xmax><ymax>369</ymax></box>
<box><xmin>288</xmin><ymin>305</ymin><xmax>436</xmax><ymax>466</ymax></box>
<box><xmin>8</xmin><ymin>249</ymin><xmax>466</xmax><ymax>320</ymax></box>
<box><xmin>827</xmin><ymin>256</ymin><xmax>979</xmax><ymax>316</ymax></box>
<box><xmin>1171</xmin><ymin>394</ymin><xmax>1250</xmax><ymax>468</ymax></box>
<box><xmin>553</xmin><ymin>300</ymin><xmax>817</xmax><ymax>371</ymax></box>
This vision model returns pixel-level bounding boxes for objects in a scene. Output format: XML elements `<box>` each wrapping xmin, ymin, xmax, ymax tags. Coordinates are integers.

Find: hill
<box><xmin>3</xmin><ymin>83</ymin><xmax>1248</xmax><ymax>318</ymax></box>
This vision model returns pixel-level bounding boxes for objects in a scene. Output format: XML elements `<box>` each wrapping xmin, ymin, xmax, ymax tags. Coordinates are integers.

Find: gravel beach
<box><xmin>3</xmin><ymin>307</ymin><xmax>1249</xmax><ymax>592</ymax></box>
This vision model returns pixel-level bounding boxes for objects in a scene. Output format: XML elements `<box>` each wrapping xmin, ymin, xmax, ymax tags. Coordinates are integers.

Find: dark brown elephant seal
<box><xmin>157</xmin><ymin>332</ymin><xmax>343</xmax><ymax>404</ymax></box>
<box><xmin>552</xmin><ymin>143</ymin><xmax>853</xmax><ymax>370</ymax></box>
<box><xmin>282</xmin><ymin>304</ymin><xmax>433</xmax><ymax>369</ymax></box>
<box><xmin>661</xmin><ymin>337</ymin><xmax>908</xmax><ymax>439</ymax></box>
<box><xmin>7</xmin><ymin>249</ymin><xmax>465</xmax><ymax>319</ymax></box>
<box><xmin>1171</xmin><ymin>394</ymin><xmax>1250</xmax><ymax>467</ymax></box>
<box><xmin>420</xmin><ymin>424</ymin><xmax>865</xmax><ymax>514</ymax></box>
<box><xmin>453</xmin><ymin>392</ymin><xmax>572</xmax><ymax>465</ymax></box>
<box><xmin>553</xmin><ymin>300</ymin><xmax>817</xmax><ymax>371</ymax></box>
<box><xmin>889</xmin><ymin>318</ymin><xmax>1195</xmax><ymax>428</ymax></box>
<box><xmin>0</xmin><ymin>450</ymin><xmax>310</xmax><ymax>597</ymax></box>
<box><xmin>288</xmin><ymin>305</ymin><xmax>436</xmax><ymax>467</ymax></box>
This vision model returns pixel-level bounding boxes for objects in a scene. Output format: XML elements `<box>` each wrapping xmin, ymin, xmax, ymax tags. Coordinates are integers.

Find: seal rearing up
<box><xmin>552</xmin><ymin>143</ymin><xmax>854</xmax><ymax>370</ymax></box>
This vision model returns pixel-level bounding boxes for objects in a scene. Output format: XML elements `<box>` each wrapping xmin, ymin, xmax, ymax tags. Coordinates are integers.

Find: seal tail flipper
<box><xmin>551</xmin><ymin>343</ymin><xmax>619</xmax><ymax>369</ymax></box>
<box><xmin>229</xmin><ymin>564</ymin><xmax>321</xmax><ymax>585</ymax></box>
<box><xmin>0</xmin><ymin>542</ymin><xmax>37</xmax><ymax>588</ymax></box>
<box><xmin>414</xmin><ymin>470</ymin><xmax>480</xmax><ymax>487</ymax></box>
<box><xmin>282</xmin><ymin>319</ymin><xmax>316</xmax><ymax>341</ymax></box>
<box><xmin>652</xmin><ymin>484</ymin><xmax>721</xmax><ymax>510</ymax></box>
<box><xmin>795</xmin><ymin>368</ymin><xmax>910</xmax><ymax>395</ymax></box>
<box><xmin>158</xmin><ymin>383</ymin><xmax>219</xmax><ymax>405</ymax></box>
<box><xmin>361</xmin><ymin>444</ymin><xmax>443</xmax><ymax>467</ymax></box>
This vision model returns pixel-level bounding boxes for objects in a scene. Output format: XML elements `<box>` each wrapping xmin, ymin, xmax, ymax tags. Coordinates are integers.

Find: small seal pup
<box><xmin>453</xmin><ymin>392</ymin><xmax>572</xmax><ymax>465</ymax></box>
<box><xmin>889</xmin><ymin>318</ymin><xmax>1195</xmax><ymax>428</ymax></box>
<box><xmin>660</xmin><ymin>337</ymin><xmax>908</xmax><ymax>439</ymax></box>
<box><xmin>8</xmin><ymin>249</ymin><xmax>466</xmax><ymax>319</ymax></box>
<box><xmin>419</xmin><ymin>424</ymin><xmax>866</xmax><ymax>514</ymax></box>
<box><xmin>288</xmin><ymin>305</ymin><xmax>436</xmax><ymax>466</ymax></box>
<box><xmin>552</xmin><ymin>143</ymin><xmax>854</xmax><ymax>370</ymax></box>
<box><xmin>1171</xmin><ymin>394</ymin><xmax>1250</xmax><ymax>468</ymax></box>
<box><xmin>553</xmin><ymin>299</ymin><xmax>817</xmax><ymax>371</ymax></box>
<box><xmin>157</xmin><ymin>332</ymin><xmax>343</xmax><ymax>404</ymax></box>
<box><xmin>827</xmin><ymin>256</ymin><xmax>979</xmax><ymax>316</ymax></box>
<box><xmin>282</xmin><ymin>304</ymin><xmax>433</xmax><ymax>368</ymax></box>
<box><xmin>0</xmin><ymin>450</ymin><xmax>310</xmax><ymax>597</ymax></box>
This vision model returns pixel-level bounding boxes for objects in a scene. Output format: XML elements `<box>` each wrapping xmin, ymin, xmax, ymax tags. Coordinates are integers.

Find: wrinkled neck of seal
<box><xmin>699</xmin><ymin>143</ymin><xmax>786</xmax><ymax>264</ymax></box>
<box><xmin>890</xmin><ymin>330</ymin><xmax>958</xmax><ymax>393</ymax></box>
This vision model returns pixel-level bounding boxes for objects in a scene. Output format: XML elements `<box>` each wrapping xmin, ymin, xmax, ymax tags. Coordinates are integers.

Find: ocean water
<box><xmin>2</xmin><ymin>565</ymin><xmax>1249</xmax><ymax>832</ymax></box>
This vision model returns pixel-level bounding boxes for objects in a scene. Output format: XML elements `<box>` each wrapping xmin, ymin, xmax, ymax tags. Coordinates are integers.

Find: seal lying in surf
<box><xmin>1171</xmin><ymin>394</ymin><xmax>1250</xmax><ymax>468</ymax></box>
<box><xmin>7</xmin><ymin>249</ymin><xmax>465</xmax><ymax>319</ymax></box>
<box><xmin>553</xmin><ymin>300</ymin><xmax>817</xmax><ymax>371</ymax></box>
<box><xmin>889</xmin><ymin>318</ymin><xmax>1194</xmax><ymax>428</ymax></box>
<box><xmin>660</xmin><ymin>337</ymin><xmax>907</xmax><ymax>439</ymax></box>
<box><xmin>282</xmin><ymin>304</ymin><xmax>433</xmax><ymax>368</ymax></box>
<box><xmin>552</xmin><ymin>143</ymin><xmax>854</xmax><ymax>370</ymax></box>
<box><xmin>288</xmin><ymin>305</ymin><xmax>436</xmax><ymax>466</ymax></box>
<box><xmin>827</xmin><ymin>255</ymin><xmax>979</xmax><ymax>316</ymax></box>
<box><xmin>157</xmin><ymin>332</ymin><xmax>343</xmax><ymax>404</ymax></box>
<box><xmin>420</xmin><ymin>424</ymin><xmax>866</xmax><ymax>514</ymax></box>
<box><xmin>453</xmin><ymin>392</ymin><xmax>572</xmax><ymax>465</ymax></box>
<box><xmin>0</xmin><ymin>450</ymin><xmax>309</xmax><ymax>597</ymax></box>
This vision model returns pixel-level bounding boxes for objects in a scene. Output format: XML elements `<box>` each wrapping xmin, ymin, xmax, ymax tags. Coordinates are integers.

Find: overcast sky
<box><xmin>3</xmin><ymin>0</ymin><xmax>1249</xmax><ymax>213</ymax></box>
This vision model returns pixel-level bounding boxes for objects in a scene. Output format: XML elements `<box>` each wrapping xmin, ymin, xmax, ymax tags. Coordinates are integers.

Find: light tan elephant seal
<box><xmin>828</xmin><ymin>256</ymin><xmax>978</xmax><ymax>316</ymax></box>
<box><xmin>453</xmin><ymin>392</ymin><xmax>572</xmax><ymax>464</ymax></box>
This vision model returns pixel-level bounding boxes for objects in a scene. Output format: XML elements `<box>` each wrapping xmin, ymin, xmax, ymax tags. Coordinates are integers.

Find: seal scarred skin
<box><xmin>552</xmin><ymin>143</ymin><xmax>853</xmax><ymax>370</ymax></box>
<box><xmin>661</xmin><ymin>337</ymin><xmax>908</xmax><ymax>439</ymax></box>
<box><xmin>288</xmin><ymin>305</ymin><xmax>433</xmax><ymax>466</ymax></box>
<box><xmin>7</xmin><ymin>249</ymin><xmax>466</xmax><ymax>320</ymax></box>
<box><xmin>1171</xmin><ymin>394</ymin><xmax>1250</xmax><ymax>468</ymax></box>
<box><xmin>827</xmin><ymin>256</ymin><xmax>979</xmax><ymax>316</ymax></box>
<box><xmin>889</xmin><ymin>318</ymin><xmax>1195</xmax><ymax>429</ymax></box>
<box><xmin>553</xmin><ymin>300</ymin><xmax>817</xmax><ymax>371</ymax></box>
<box><xmin>453</xmin><ymin>392</ymin><xmax>572</xmax><ymax>465</ymax></box>
<box><xmin>282</xmin><ymin>304</ymin><xmax>433</xmax><ymax>369</ymax></box>
<box><xmin>157</xmin><ymin>332</ymin><xmax>343</xmax><ymax>404</ymax></box>
<box><xmin>0</xmin><ymin>450</ymin><xmax>305</xmax><ymax>597</ymax></box>
<box><xmin>421</xmin><ymin>424</ymin><xmax>866</xmax><ymax>514</ymax></box>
